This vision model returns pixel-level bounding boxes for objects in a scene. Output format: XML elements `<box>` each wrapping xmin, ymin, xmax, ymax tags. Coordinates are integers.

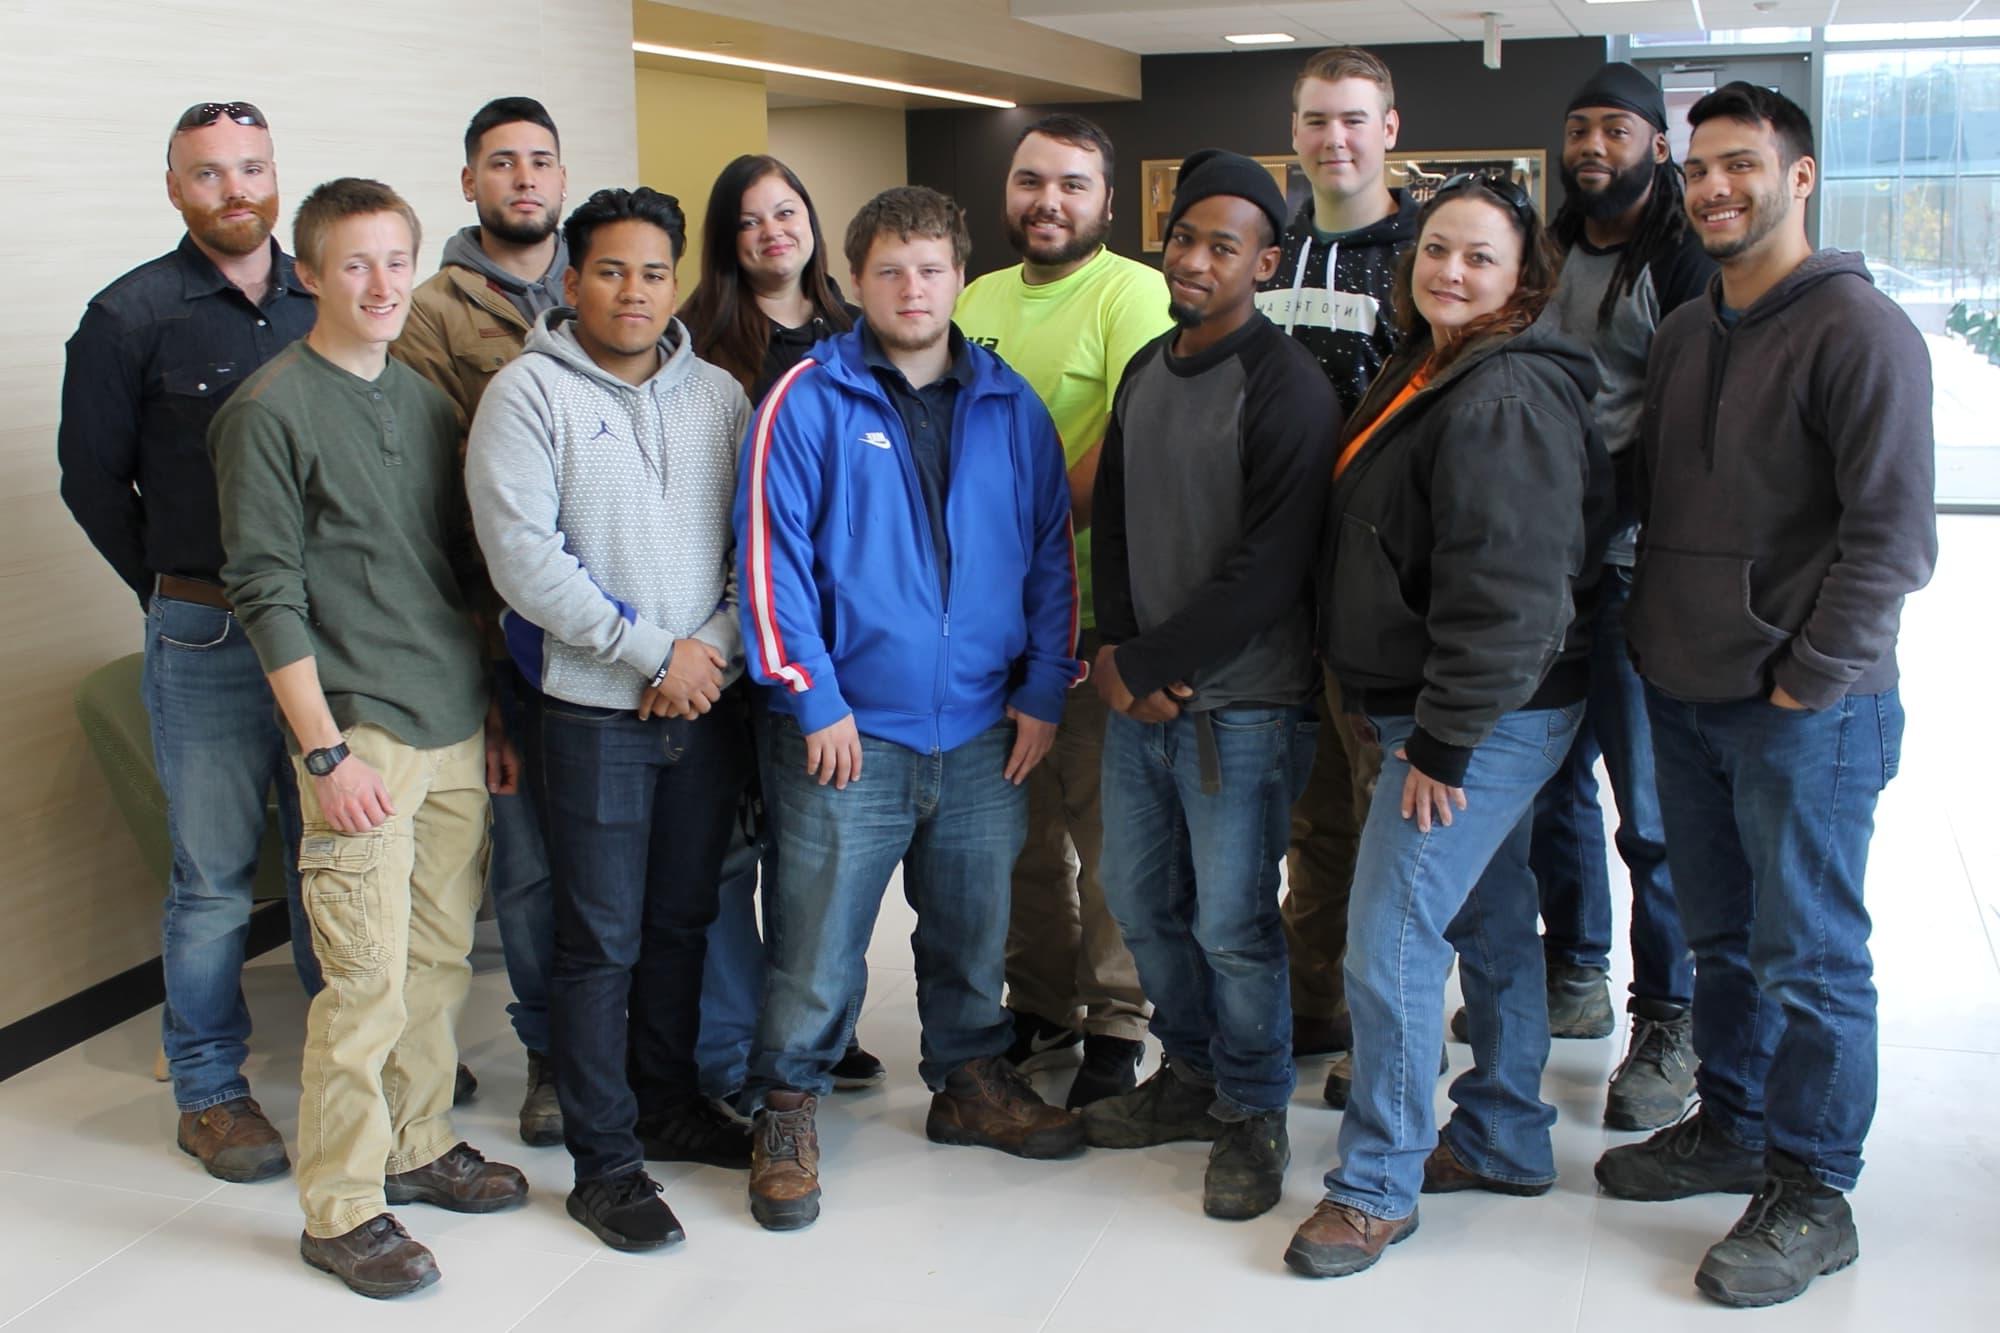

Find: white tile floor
<box><xmin>3</xmin><ymin>516</ymin><xmax>1996</xmax><ymax>1332</ymax></box>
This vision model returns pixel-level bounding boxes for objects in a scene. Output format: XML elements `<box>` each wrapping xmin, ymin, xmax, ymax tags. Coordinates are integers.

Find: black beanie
<box><xmin>1166</xmin><ymin>149</ymin><xmax>1288</xmax><ymax>247</ymax></box>
<box><xmin>1567</xmin><ymin>62</ymin><xmax>1668</xmax><ymax>133</ymax></box>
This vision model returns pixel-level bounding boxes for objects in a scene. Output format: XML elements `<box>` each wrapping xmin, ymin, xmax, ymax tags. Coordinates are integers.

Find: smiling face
<box><xmin>563</xmin><ymin>218</ymin><xmax>677</xmax><ymax>367</ymax></box>
<box><xmin>297</xmin><ymin>211</ymin><xmax>417</xmax><ymax>353</ymax></box>
<box><xmin>166</xmin><ymin>117</ymin><xmax>280</xmax><ymax>258</ymax></box>
<box><xmin>1002</xmin><ymin>131</ymin><xmax>1113</xmax><ymax>270</ymax></box>
<box><xmin>1561</xmin><ymin>106</ymin><xmax>1666</xmax><ymax>221</ymax></box>
<box><xmin>464</xmin><ymin>120</ymin><xmax>565</xmax><ymax>246</ymax></box>
<box><xmin>1683</xmin><ymin>115</ymin><xmax>1814</xmax><ymax>264</ymax></box>
<box><xmin>1162</xmin><ymin>194</ymin><xmax>1281</xmax><ymax>332</ymax></box>
<box><xmin>853</xmin><ymin>231</ymin><xmax>962</xmax><ymax>354</ymax></box>
<box><xmin>1411</xmin><ymin>195</ymin><xmax>1524</xmax><ymax>343</ymax></box>
<box><xmin>734</xmin><ymin>170</ymin><xmax>814</xmax><ymax>293</ymax></box>
<box><xmin>1291</xmin><ymin>76</ymin><xmax>1399</xmax><ymax>204</ymax></box>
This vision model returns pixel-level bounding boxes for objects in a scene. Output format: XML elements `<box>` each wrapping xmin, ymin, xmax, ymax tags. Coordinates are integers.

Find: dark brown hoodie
<box><xmin>1627</xmin><ymin>249</ymin><xmax>1937</xmax><ymax>708</ymax></box>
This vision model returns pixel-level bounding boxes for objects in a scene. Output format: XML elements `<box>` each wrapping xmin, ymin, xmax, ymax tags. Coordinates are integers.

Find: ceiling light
<box><xmin>1580</xmin><ymin>1</ymin><xmax>1657</xmax><ymax>5</ymax></box>
<box><xmin>1224</xmin><ymin>33</ymin><xmax>1297</xmax><ymax>45</ymax></box>
<box><xmin>631</xmin><ymin>41</ymin><xmax>1017</xmax><ymax>108</ymax></box>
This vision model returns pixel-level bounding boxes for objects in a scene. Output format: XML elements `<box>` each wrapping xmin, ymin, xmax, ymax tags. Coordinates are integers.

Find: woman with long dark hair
<box><xmin>678</xmin><ymin>154</ymin><xmax>855</xmax><ymax>404</ymax></box>
<box><xmin>1284</xmin><ymin>175</ymin><xmax>1611</xmax><ymax>1278</ymax></box>
<box><xmin>681</xmin><ymin>156</ymin><xmax>880</xmax><ymax>1106</ymax></box>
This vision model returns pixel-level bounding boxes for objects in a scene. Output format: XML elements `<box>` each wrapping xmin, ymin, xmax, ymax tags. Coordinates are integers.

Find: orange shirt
<box><xmin>1334</xmin><ymin>365</ymin><xmax>1430</xmax><ymax>480</ymax></box>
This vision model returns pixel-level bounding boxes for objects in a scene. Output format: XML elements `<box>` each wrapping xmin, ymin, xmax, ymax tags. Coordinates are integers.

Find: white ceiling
<box><xmin>1010</xmin><ymin>0</ymin><xmax>1993</xmax><ymax>53</ymax></box>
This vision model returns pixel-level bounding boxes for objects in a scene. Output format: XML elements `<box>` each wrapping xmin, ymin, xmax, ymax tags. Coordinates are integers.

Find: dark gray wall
<box><xmin>908</xmin><ymin>37</ymin><xmax>1608</xmax><ymax>278</ymax></box>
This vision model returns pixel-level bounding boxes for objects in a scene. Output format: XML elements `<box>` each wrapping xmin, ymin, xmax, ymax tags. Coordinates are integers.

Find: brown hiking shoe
<box><xmin>177</xmin><ymin>1096</ymin><xmax>288</xmax><ymax>1183</ymax></box>
<box><xmin>1420</xmin><ymin>1141</ymin><xmax>1553</xmax><ymax>1197</ymax></box>
<box><xmin>300</xmin><ymin>1213</ymin><xmax>439</xmax><ymax>1299</ymax></box>
<box><xmin>1283</xmin><ymin>1199</ymin><xmax>1420</xmax><ymax>1278</ymax></box>
<box><xmin>926</xmin><ymin>1056</ymin><xmax>1086</xmax><ymax>1160</ymax></box>
<box><xmin>385</xmin><ymin>1142</ymin><xmax>528</xmax><ymax>1214</ymax></box>
<box><xmin>749</xmin><ymin>1091</ymin><xmax>821</xmax><ymax>1231</ymax></box>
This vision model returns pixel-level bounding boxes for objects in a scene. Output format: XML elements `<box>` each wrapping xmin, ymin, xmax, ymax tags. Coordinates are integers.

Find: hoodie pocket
<box><xmin>1327</xmin><ymin>514</ymin><xmax>1429</xmax><ymax>678</ymax></box>
<box><xmin>1628</xmin><ymin>548</ymin><xmax>1789</xmax><ymax>701</ymax></box>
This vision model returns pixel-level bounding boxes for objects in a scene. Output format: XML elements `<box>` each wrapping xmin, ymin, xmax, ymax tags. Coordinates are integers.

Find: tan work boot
<box><xmin>927</xmin><ymin>1056</ymin><xmax>1086</xmax><ymax>1159</ymax></box>
<box><xmin>177</xmin><ymin>1096</ymin><xmax>289</xmax><ymax>1183</ymax></box>
<box><xmin>749</xmin><ymin>1090</ymin><xmax>821</xmax><ymax>1231</ymax></box>
<box><xmin>1283</xmin><ymin>1199</ymin><xmax>1420</xmax><ymax>1278</ymax></box>
<box><xmin>300</xmin><ymin>1213</ymin><xmax>439</xmax><ymax>1299</ymax></box>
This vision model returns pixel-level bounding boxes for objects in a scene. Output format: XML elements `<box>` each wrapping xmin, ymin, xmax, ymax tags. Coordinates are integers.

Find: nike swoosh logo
<box><xmin>1028</xmin><ymin>1030</ymin><xmax>1072</xmax><ymax>1054</ymax></box>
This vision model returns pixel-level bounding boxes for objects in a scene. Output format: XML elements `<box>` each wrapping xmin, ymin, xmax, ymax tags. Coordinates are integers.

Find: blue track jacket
<box><xmin>736</xmin><ymin>325</ymin><xmax>1082</xmax><ymax>754</ymax></box>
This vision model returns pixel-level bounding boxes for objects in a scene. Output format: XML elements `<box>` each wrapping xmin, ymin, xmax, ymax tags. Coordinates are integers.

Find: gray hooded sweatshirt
<box><xmin>466</xmin><ymin>309</ymin><xmax>751</xmax><ymax>709</ymax></box>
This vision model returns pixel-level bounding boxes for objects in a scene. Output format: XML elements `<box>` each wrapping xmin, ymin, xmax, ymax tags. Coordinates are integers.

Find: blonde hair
<box><xmin>1292</xmin><ymin>47</ymin><xmax>1397</xmax><ymax>113</ymax></box>
<box><xmin>292</xmin><ymin>177</ymin><xmax>422</xmax><ymax>272</ymax></box>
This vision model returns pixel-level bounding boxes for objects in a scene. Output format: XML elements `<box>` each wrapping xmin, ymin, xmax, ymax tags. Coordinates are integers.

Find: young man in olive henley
<box><xmin>212</xmin><ymin>178</ymin><xmax>525</xmax><ymax>1300</ymax></box>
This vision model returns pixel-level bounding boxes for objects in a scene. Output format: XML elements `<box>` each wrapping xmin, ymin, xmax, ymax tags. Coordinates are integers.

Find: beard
<box><xmin>1699</xmin><ymin>181</ymin><xmax>1792</xmax><ymax>262</ymax></box>
<box><xmin>186</xmin><ymin>192</ymin><xmax>278</xmax><ymax>257</ymax></box>
<box><xmin>871</xmin><ymin>317</ymin><xmax>949</xmax><ymax>355</ymax></box>
<box><xmin>1004</xmin><ymin>201</ymin><xmax>1112</xmax><ymax>268</ymax></box>
<box><xmin>1561</xmin><ymin>157</ymin><xmax>1656</xmax><ymax>222</ymax></box>
<box><xmin>1168</xmin><ymin>300</ymin><xmax>1206</xmax><ymax>330</ymax></box>
<box><xmin>478</xmin><ymin>197</ymin><xmax>561</xmax><ymax>247</ymax></box>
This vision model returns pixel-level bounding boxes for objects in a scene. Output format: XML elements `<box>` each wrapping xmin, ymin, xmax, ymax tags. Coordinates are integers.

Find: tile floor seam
<box><xmin>1943</xmin><ymin>803</ymin><xmax>2000</xmax><ymax>979</ymax></box>
<box><xmin>500</xmin><ymin>1253</ymin><xmax>595</xmax><ymax>1333</ymax></box>
<box><xmin>0</xmin><ymin>1191</ymin><xmax>208</xmax><ymax>1329</ymax></box>
<box><xmin>1036</xmin><ymin>1200</ymin><xmax>1120</xmax><ymax>1332</ymax></box>
<box><xmin>0</xmin><ymin>1168</ymin><xmax>225</xmax><ymax>1207</ymax></box>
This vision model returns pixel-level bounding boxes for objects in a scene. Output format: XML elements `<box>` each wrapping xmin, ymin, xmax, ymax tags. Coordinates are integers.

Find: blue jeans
<box><xmin>1098</xmin><ymin>705</ymin><xmax>1314</xmax><ymax>1116</ymax></box>
<box><xmin>1325</xmin><ymin>704</ymin><xmax>1582</xmax><ymax>1219</ymax></box>
<box><xmin>540</xmin><ymin>692</ymin><xmax>751</xmax><ymax>1184</ymax></box>
<box><xmin>1530</xmin><ymin>566</ymin><xmax>1692</xmax><ymax>1005</ymax></box>
<box><xmin>143</xmin><ymin>593</ymin><xmax>318</xmax><ymax>1111</ymax></box>
<box><xmin>488</xmin><ymin>664</ymin><xmax>553</xmax><ymax>1057</ymax></box>
<box><xmin>746</xmin><ymin>717</ymin><xmax>1023</xmax><ymax>1102</ymax></box>
<box><xmin>696</xmin><ymin>829</ymin><xmax>764</xmax><ymax>1098</ymax></box>
<box><xmin>1645</xmin><ymin>686</ymin><xmax>1902</xmax><ymax>1192</ymax></box>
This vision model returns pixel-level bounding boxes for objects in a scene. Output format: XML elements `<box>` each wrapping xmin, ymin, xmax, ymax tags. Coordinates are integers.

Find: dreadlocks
<box><xmin>1552</xmin><ymin>158</ymin><xmax>1690</xmax><ymax>329</ymax></box>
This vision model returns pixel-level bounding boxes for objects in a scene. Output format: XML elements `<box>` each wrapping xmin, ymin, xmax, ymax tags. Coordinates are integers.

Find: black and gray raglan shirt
<box><xmin>1093</xmin><ymin>313</ymin><xmax>1340</xmax><ymax>708</ymax></box>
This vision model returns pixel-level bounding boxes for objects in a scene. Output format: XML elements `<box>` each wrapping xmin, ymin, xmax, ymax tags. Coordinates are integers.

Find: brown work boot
<box><xmin>1283</xmin><ymin>1199</ymin><xmax>1420</xmax><ymax>1278</ymax></box>
<box><xmin>749</xmin><ymin>1091</ymin><xmax>821</xmax><ymax>1231</ymax></box>
<box><xmin>384</xmin><ymin>1142</ymin><xmax>528</xmax><ymax>1214</ymax></box>
<box><xmin>1421</xmin><ymin>1140</ymin><xmax>1553</xmax><ymax>1197</ymax></box>
<box><xmin>177</xmin><ymin>1096</ymin><xmax>289</xmax><ymax>1183</ymax></box>
<box><xmin>927</xmin><ymin>1056</ymin><xmax>1086</xmax><ymax>1160</ymax></box>
<box><xmin>299</xmin><ymin>1213</ymin><xmax>439</xmax><ymax>1299</ymax></box>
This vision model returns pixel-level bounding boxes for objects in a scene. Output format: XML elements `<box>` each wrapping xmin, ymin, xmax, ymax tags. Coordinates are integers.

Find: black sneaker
<box><xmin>1005</xmin><ymin>1006</ymin><xmax>1084</xmax><ymax>1074</ymax></box>
<box><xmin>1595</xmin><ymin>1107</ymin><xmax>1766</xmax><ymax>1201</ymax></box>
<box><xmin>830</xmin><ymin>1040</ymin><xmax>886</xmax><ymax>1090</ymax></box>
<box><xmin>637</xmin><ymin>1097</ymin><xmax>753</xmax><ymax>1169</ymax></box>
<box><xmin>1604</xmin><ymin>1001</ymin><xmax>1696</xmax><ymax>1131</ymax></box>
<box><xmin>1065</xmin><ymin>1035</ymin><xmax>1143</xmax><ymax>1110</ymax></box>
<box><xmin>1324</xmin><ymin>1045</ymin><xmax>1448</xmax><ymax>1110</ymax></box>
<box><xmin>566</xmin><ymin>1171</ymin><xmax>685</xmax><ymax>1252</ymax></box>
<box><xmin>453</xmin><ymin>1063</ymin><xmax>477</xmax><ymax>1106</ymax></box>
<box><xmin>1696</xmin><ymin>1155</ymin><xmax>1859</xmax><ymax>1308</ymax></box>
<box><xmin>1204</xmin><ymin>1109</ymin><xmax>1290</xmax><ymax>1220</ymax></box>
<box><xmin>1546</xmin><ymin>962</ymin><xmax>1615</xmax><ymax>1039</ymax></box>
<box><xmin>1080</xmin><ymin>1056</ymin><xmax>1221</xmax><ymax>1148</ymax></box>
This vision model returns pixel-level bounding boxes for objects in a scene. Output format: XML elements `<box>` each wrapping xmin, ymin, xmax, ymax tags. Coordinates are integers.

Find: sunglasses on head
<box><xmin>174</xmin><ymin>101</ymin><xmax>268</xmax><ymax>133</ymax></box>
<box><xmin>1434</xmin><ymin>171</ymin><xmax>1537</xmax><ymax>232</ymax></box>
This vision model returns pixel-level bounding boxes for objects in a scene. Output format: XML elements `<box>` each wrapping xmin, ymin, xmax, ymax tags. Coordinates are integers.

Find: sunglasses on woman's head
<box><xmin>1434</xmin><ymin>172</ymin><xmax>1537</xmax><ymax>232</ymax></box>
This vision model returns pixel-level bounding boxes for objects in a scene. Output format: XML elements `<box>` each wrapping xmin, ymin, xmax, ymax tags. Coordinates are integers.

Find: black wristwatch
<box><xmin>304</xmin><ymin>742</ymin><xmax>350</xmax><ymax>777</ymax></box>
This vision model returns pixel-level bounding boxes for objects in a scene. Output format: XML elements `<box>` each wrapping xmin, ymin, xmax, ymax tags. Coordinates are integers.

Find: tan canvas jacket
<box><xmin>392</xmin><ymin>265</ymin><xmax>532</xmax><ymax>441</ymax></box>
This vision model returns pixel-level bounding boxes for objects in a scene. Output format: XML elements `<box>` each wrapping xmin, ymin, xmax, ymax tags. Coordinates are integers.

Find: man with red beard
<box><xmin>59</xmin><ymin>102</ymin><xmax>319</xmax><ymax>1184</ymax></box>
<box><xmin>956</xmin><ymin>115</ymin><xmax>1169</xmax><ymax>1109</ymax></box>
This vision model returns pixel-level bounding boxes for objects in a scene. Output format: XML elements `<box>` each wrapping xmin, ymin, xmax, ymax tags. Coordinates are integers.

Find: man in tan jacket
<box><xmin>391</xmin><ymin>96</ymin><xmax>568</xmax><ymax>1149</ymax></box>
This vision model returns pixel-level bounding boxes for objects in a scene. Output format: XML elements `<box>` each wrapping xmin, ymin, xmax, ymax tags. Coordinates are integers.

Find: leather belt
<box><xmin>154</xmin><ymin>574</ymin><xmax>233</xmax><ymax>611</ymax></box>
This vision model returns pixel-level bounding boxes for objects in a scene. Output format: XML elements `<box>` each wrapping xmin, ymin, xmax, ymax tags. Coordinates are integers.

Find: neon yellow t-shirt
<box><xmin>957</xmin><ymin>246</ymin><xmax>1173</xmax><ymax>628</ymax></box>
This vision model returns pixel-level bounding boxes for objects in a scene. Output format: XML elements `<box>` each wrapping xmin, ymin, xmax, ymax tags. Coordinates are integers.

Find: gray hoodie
<box><xmin>442</xmin><ymin>225</ymin><xmax>568</xmax><ymax>325</ymax></box>
<box><xmin>466</xmin><ymin>309</ymin><xmax>751</xmax><ymax>709</ymax></box>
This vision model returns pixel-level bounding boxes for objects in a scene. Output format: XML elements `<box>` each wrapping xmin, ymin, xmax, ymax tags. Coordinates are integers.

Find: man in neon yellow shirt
<box><xmin>956</xmin><ymin>115</ymin><xmax>1172</xmax><ymax>1108</ymax></box>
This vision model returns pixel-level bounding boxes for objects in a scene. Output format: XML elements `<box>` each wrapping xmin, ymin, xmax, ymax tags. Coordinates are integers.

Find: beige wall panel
<box><xmin>0</xmin><ymin>0</ymin><xmax>638</xmax><ymax>1031</ymax></box>
<box><xmin>766</xmin><ymin>105</ymin><xmax>909</xmax><ymax>271</ymax></box>
<box><xmin>635</xmin><ymin>67</ymin><xmax>769</xmax><ymax>289</ymax></box>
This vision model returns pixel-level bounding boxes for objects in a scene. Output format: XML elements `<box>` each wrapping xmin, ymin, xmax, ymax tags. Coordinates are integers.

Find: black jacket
<box><xmin>1319</xmin><ymin>304</ymin><xmax>1612</xmax><ymax>784</ymax></box>
<box><xmin>1629</xmin><ymin>249</ymin><xmax>1937</xmax><ymax>708</ymax></box>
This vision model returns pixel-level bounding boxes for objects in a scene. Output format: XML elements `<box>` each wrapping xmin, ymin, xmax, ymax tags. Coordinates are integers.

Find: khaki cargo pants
<box><xmin>1282</xmin><ymin>671</ymin><xmax>1384</xmax><ymax>1027</ymax></box>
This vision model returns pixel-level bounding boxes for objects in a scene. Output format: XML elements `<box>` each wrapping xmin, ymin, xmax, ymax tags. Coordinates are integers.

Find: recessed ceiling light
<box><xmin>1579</xmin><ymin>1</ymin><xmax>1656</xmax><ymax>5</ymax></box>
<box><xmin>1224</xmin><ymin>33</ymin><xmax>1297</xmax><ymax>45</ymax></box>
<box><xmin>631</xmin><ymin>41</ymin><xmax>1017</xmax><ymax>108</ymax></box>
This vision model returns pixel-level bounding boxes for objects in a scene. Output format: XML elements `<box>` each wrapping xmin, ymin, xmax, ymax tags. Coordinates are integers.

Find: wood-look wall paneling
<box><xmin>635</xmin><ymin>66</ymin><xmax>770</xmax><ymax>287</ymax></box>
<box><xmin>0</xmin><ymin>0</ymin><xmax>638</xmax><ymax>1031</ymax></box>
<box><xmin>908</xmin><ymin>38</ymin><xmax>1608</xmax><ymax>280</ymax></box>
<box><xmin>767</xmin><ymin>105</ymin><xmax>911</xmax><ymax>268</ymax></box>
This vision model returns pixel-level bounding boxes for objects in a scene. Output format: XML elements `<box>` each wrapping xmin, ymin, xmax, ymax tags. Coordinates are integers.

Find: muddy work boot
<box><xmin>1604</xmin><ymin>1001</ymin><xmax>1695</xmax><ymax>1132</ymax></box>
<box><xmin>1695</xmin><ymin>1154</ymin><xmax>1859</xmax><ymax>1308</ymax></box>
<box><xmin>1204</xmin><ymin>1109</ymin><xmax>1289</xmax><ymax>1220</ymax></box>
<box><xmin>748</xmin><ymin>1090</ymin><xmax>822</xmax><ymax>1231</ymax></box>
<box><xmin>299</xmin><ymin>1213</ymin><xmax>439</xmax><ymax>1299</ymax></box>
<box><xmin>1082</xmin><ymin>1056</ymin><xmax>1223</xmax><ymax>1148</ymax></box>
<box><xmin>177</xmin><ymin>1096</ymin><xmax>289</xmax><ymax>1184</ymax></box>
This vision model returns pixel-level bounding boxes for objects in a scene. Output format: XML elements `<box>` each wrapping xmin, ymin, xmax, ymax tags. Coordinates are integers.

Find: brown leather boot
<box><xmin>926</xmin><ymin>1056</ymin><xmax>1086</xmax><ymax>1160</ymax></box>
<box><xmin>1420</xmin><ymin>1141</ymin><xmax>1552</xmax><ymax>1197</ymax></box>
<box><xmin>177</xmin><ymin>1096</ymin><xmax>288</xmax><ymax>1183</ymax></box>
<box><xmin>749</xmin><ymin>1091</ymin><xmax>821</xmax><ymax>1231</ymax></box>
<box><xmin>299</xmin><ymin>1213</ymin><xmax>439</xmax><ymax>1299</ymax></box>
<box><xmin>384</xmin><ymin>1142</ymin><xmax>528</xmax><ymax>1213</ymax></box>
<box><xmin>1283</xmin><ymin>1199</ymin><xmax>1420</xmax><ymax>1278</ymax></box>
